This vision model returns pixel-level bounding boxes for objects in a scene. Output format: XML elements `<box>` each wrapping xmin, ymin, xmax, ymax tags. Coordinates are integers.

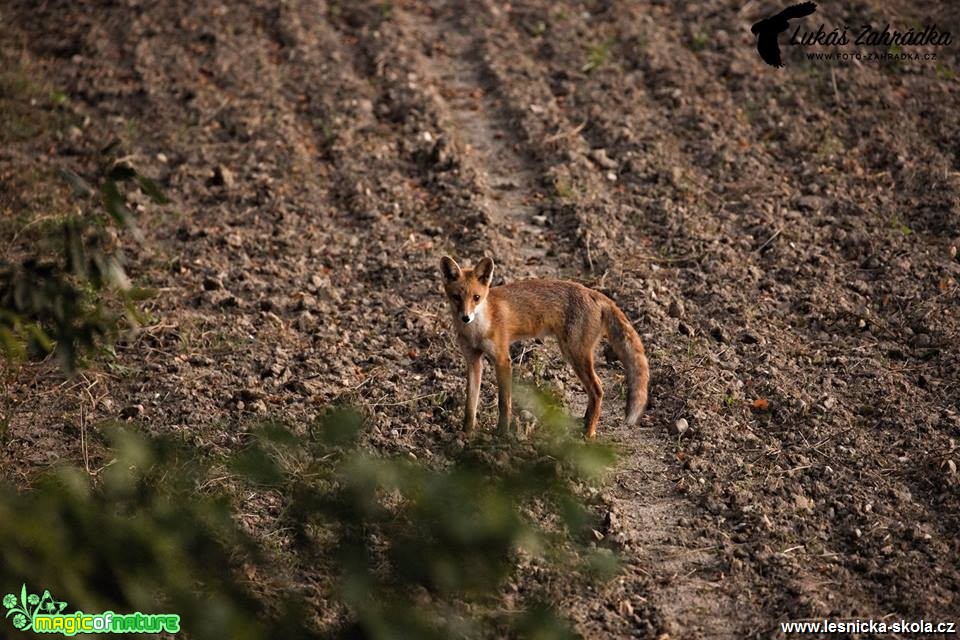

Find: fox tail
<box><xmin>602</xmin><ymin>300</ymin><xmax>650</xmax><ymax>425</ymax></box>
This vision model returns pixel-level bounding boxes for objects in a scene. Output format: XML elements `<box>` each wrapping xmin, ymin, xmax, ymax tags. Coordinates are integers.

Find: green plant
<box><xmin>553</xmin><ymin>177</ymin><xmax>576</xmax><ymax>200</ymax></box>
<box><xmin>935</xmin><ymin>64</ymin><xmax>956</xmax><ymax>80</ymax></box>
<box><xmin>691</xmin><ymin>30</ymin><xmax>708</xmax><ymax>51</ymax></box>
<box><xmin>0</xmin><ymin>396</ymin><xmax>617</xmax><ymax>639</ymax></box>
<box><xmin>890</xmin><ymin>215</ymin><xmax>912</xmax><ymax>236</ymax></box>
<box><xmin>0</xmin><ymin>159</ymin><xmax>165</xmax><ymax>374</ymax></box>
<box><xmin>582</xmin><ymin>41</ymin><xmax>612</xmax><ymax>73</ymax></box>
<box><xmin>526</xmin><ymin>21</ymin><xmax>547</xmax><ymax>37</ymax></box>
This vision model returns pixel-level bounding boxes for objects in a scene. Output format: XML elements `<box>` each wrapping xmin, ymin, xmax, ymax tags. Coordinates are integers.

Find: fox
<box><xmin>440</xmin><ymin>255</ymin><xmax>650</xmax><ymax>438</ymax></box>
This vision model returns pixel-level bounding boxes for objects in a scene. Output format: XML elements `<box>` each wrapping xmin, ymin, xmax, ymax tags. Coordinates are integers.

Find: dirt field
<box><xmin>2</xmin><ymin>0</ymin><xmax>959</xmax><ymax>637</ymax></box>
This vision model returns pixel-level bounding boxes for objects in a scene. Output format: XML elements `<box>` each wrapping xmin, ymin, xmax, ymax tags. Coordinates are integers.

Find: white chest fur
<box><xmin>459</xmin><ymin>300</ymin><xmax>495</xmax><ymax>354</ymax></box>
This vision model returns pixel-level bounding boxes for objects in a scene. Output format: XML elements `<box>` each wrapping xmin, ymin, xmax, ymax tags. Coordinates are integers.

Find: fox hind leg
<box><xmin>562</xmin><ymin>336</ymin><xmax>604</xmax><ymax>439</ymax></box>
<box><xmin>494</xmin><ymin>354</ymin><xmax>513</xmax><ymax>432</ymax></box>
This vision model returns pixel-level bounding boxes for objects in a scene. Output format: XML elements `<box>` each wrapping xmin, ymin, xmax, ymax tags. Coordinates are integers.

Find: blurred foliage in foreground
<box><xmin>0</xmin><ymin>391</ymin><xmax>617</xmax><ymax>639</ymax></box>
<box><xmin>0</xmin><ymin>158</ymin><xmax>165</xmax><ymax>375</ymax></box>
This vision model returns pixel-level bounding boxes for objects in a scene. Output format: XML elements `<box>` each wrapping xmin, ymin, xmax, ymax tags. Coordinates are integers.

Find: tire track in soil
<box><xmin>400</xmin><ymin>2</ymin><xmax>743</xmax><ymax>637</ymax></box>
<box><xmin>396</xmin><ymin>5</ymin><xmax>550</xmax><ymax>275</ymax></box>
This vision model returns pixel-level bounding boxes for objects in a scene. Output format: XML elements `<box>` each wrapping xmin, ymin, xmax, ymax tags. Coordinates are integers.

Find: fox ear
<box><xmin>475</xmin><ymin>257</ymin><xmax>495</xmax><ymax>285</ymax></box>
<box><xmin>440</xmin><ymin>256</ymin><xmax>461</xmax><ymax>282</ymax></box>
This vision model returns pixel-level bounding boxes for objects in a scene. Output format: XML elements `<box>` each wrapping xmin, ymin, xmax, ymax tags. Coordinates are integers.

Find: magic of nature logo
<box><xmin>751</xmin><ymin>2</ymin><xmax>953</xmax><ymax>68</ymax></box>
<box><xmin>3</xmin><ymin>584</ymin><xmax>180</xmax><ymax>636</ymax></box>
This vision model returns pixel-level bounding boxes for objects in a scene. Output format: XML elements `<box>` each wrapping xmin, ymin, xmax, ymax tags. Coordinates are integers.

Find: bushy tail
<box><xmin>603</xmin><ymin>301</ymin><xmax>649</xmax><ymax>425</ymax></box>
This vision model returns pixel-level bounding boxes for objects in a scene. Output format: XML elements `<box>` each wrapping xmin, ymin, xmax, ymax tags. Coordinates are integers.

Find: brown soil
<box><xmin>2</xmin><ymin>0</ymin><xmax>959</xmax><ymax>637</ymax></box>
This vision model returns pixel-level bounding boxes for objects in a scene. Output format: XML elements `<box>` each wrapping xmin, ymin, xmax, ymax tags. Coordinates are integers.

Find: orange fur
<box><xmin>440</xmin><ymin>256</ymin><xmax>649</xmax><ymax>438</ymax></box>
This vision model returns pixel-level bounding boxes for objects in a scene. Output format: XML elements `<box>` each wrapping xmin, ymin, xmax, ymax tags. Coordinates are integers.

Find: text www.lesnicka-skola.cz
<box><xmin>780</xmin><ymin>618</ymin><xmax>956</xmax><ymax>635</ymax></box>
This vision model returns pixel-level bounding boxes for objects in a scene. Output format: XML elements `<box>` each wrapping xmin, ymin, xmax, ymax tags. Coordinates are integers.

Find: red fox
<box><xmin>440</xmin><ymin>255</ymin><xmax>649</xmax><ymax>438</ymax></box>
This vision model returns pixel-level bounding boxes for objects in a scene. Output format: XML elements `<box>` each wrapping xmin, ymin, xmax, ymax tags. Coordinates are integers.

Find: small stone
<box><xmin>240</xmin><ymin>388</ymin><xmax>263</xmax><ymax>401</ymax></box>
<box><xmin>823</xmin><ymin>396</ymin><xmax>837</xmax><ymax>410</ymax></box>
<box><xmin>797</xmin><ymin>195</ymin><xmax>825</xmax><ymax>211</ymax></box>
<box><xmin>211</xmin><ymin>165</ymin><xmax>235</xmax><ymax>189</ymax></box>
<box><xmin>793</xmin><ymin>493</ymin><xmax>814</xmax><ymax>511</ymax></box>
<box><xmin>296</xmin><ymin>293</ymin><xmax>319</xmax><ymax>311</ymax></box>
<box><xmin>589</xmin><ymin>148</ymin><xmax>618</xmax><ymax>170</ymax></box>
<box><xmin>356</xmin><ymin>98</ymin><xmax>374</xmax><ymax>118</ymax></box>
<box><xmin>296</xmin><ymin>311</ymin><xmax>315</xmax><ymax>331</ymax></box>
<box><xmin>669</xmin><ymin>417</ymin><xmax>689</xmax><ymax>436</ymax></box>
<box><xmin>667</xmin><ymin>299</ymin><xmax>685</xmax><ymax>318</ymax></box>
<box><xmin>911</xmin><ymin>333</ymin><xmax>932</xmax><ymax>348</ymax></box>
<box><xmin>206</xmin><ymin>289</ymin><xmax>237</xmax><ymax>308</ymax></box>
<box><xmin>948</xmin><ymin>244</ymin><xmax>957</xmax><ymax>260</ymax></box>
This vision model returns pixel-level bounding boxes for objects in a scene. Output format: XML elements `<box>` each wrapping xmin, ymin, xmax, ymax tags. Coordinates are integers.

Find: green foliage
<box><xmin>0</xmin><ymin>160</ymin><xmax>165</xmax><ymax>374</ymax></box>
<box><xmin>0</xmin><ymin>424</ymin><xmax>305</xmax><ymax>639</ymax></box>
<box><xmin>582</xmin><ymin>41</ymin><xmax>613</xmax><ymax>73</ymax></box>
<box><xmin>890</xmin><ymin>215</ymin><xmax>913</xmax><ymax>237</ymax></box>
<box><xmin>525</xmin><ymin>21</ymin><xmax>547</xmax><ymax>38</ymax></box>
<box><xmin>0</xmin><ymin>396</ymin><xmax>617</xmax><ymax>638</ymax></box>
<box><xmin>690</xmin><ymin>29</ymin><xmax>708</xmax><ymax>51</ymax></box>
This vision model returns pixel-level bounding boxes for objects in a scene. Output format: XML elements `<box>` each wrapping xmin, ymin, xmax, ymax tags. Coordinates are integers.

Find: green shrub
<box><xmin>0</xmin><ymin>394</ymin><xmax>617</xmax><ymax>638</ymax></box>
<box><xmin>0</xmin><ymin>161</ymin><xmax>165</xmax><ymax>374</ymax></box>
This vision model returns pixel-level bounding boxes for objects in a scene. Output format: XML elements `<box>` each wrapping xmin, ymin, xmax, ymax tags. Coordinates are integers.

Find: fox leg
<box><xmin>463</xmin><ymin>350</ymin><xmax>483</xmax><ymax>430</ymax></box>
<box><xmin>570</xmin><ymin>347</ymin><xmax>604</xmax><ymax>439</ymax></box>
<box><xmin>494</xmin><ymin>354</ymin><xmax>513</xmax><ymax>432</ymax></box>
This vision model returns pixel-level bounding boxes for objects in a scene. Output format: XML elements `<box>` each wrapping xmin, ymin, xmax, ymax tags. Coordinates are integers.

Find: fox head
<box><xmin>440</xmin><ymin>256</ymin><xmax>495</xmax><ymax>325</ymax></box>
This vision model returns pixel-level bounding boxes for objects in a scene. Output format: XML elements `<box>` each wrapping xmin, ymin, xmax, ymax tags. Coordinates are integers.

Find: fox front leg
<box><xmin>463</xmin><ymin>350</ymin><xmax>483</xmax><ymax>431</ymax></box>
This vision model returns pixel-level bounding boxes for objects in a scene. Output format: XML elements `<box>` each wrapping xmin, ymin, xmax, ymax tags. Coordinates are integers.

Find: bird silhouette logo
<box><xmin>751</xmin><ymin>2</ymin><xmax>817</xmax><ymax>67</ymax></box>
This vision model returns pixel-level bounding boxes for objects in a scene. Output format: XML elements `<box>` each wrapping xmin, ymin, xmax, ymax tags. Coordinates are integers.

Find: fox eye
<box><xmin>473</xmin><ymin>295</ymin><xmax>480</xmax><ymax>302</ymax></box>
